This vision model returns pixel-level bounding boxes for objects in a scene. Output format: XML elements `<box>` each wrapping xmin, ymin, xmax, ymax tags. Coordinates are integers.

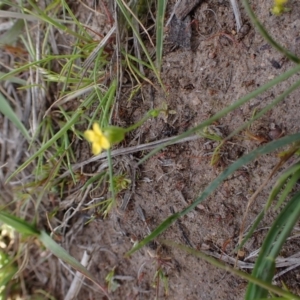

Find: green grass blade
<box><xmin>6</xmin><ymin>88</ymin><xmax>98</xmax><ymax>182</ymax></box>
<box><xmin>237</xmin><ymin>209</ymin><xmax>265</xmax><ymax>250</ymax></box>
<box><xmin>0</xmin><ymin>71</ymin><xmax>27</xmax><ymax>85</ymax></box>
<box><xmin>115</xmin><ymin>0</ymin><xmax>164</xmax><ymax>88</ymax></box>
<box><xmin>126</xmin><ymin>52</ymin><xmax>152</xmax><ymax>69</ymax></box>
<box><xmin>0</xmin><ymin>92</ymin><xmax>30</xmax><ymax>141</ymax></box>
<box><xmin>240</xmin><ymin>162</ymin><xmax>300</xmax><ymax>249</ymax></box>
<box><xmin>6</xmin><ymin>109</ymin><xmax>82</xmax><ymax>181</ymax></box>
<box><xmin>0</xmin><ymin>19</ymin><xmax>24</xmax><ymax>44</ymax></box>
<box><xmin>225</xmin><ymin>78</ymin><xmax>300</xmax><ymax>143</ymax></box>
<box><xmin>266</xmin><ymin>163</ymin><xmax>300</xmax><ymax>210</ymax></box>
<box><xmin>0</xmin><ymin>211</ymin><xmax>39</xmax><ymax>235</ymax></box>
<box><xmin>126</xmin><ymin>212</ymin><xmax>180</xmax><ymax>257</ymax></box>
<box><xmin>156</xmin><ymin>0</ymin><xmax>167</xmax><ymax>72</ymax></box>
<box><xmin>127</xmin><ymin>133</ymin><xmax>300</xmax><ymax>255</ymax></box>
<box><xmin>26</xmin><ymin>0</ymin><xmax>91</xmax><ymax>43</ymax></box>
<box><xmin>180</xmin><ymin>134</ymin><xmax>300</xmax><ymax>217</ymax></box>
<box><xmin>275</xmin><ymin>168</ymin><xmax>300</xmax><ymax>209</ymax></box>
<box><xmin>107</xmin><ymin>149</ymin><xmax>116</xmax><ymax>206</ymax></box>
<box><xmin>246</xmin><ymin>191</ymin><xmax>300</xmax><ymax>299</ymax></box>
<box><xmin>0</xmin><ymin>55</ymin><xmax>83</xmax><ymax>82</ymax></box>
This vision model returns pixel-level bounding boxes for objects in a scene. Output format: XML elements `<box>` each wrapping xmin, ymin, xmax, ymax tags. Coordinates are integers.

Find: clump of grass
<box><xmin>0</xmin><ymin>0</ymin><xmax>168</xmax><ymax>297</ymax></box>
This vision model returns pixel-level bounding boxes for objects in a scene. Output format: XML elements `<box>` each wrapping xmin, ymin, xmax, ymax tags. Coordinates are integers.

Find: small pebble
<box><xmin>268</xmin><ymin>127</ymin><xmax>283</xmax><ymax>140</ymax></box>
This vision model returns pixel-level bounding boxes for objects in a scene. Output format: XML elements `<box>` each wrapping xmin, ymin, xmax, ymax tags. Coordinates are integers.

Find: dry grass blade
<box><xmin>0</xmin><ymin>10</ymin><xmax>38</xmax><ymax>21</ymax></box>
<box><xmin>82</xmin><ymin>25</ymin><xmax>116</xmax><ymax>70</ymax></box>
<box><xmin>230</xmin><ymin>0</ymin><xmax>242</xmax><ymax>31</ymax></box>
<box><xmin>58</xmin><ymin>134</ymin><xmax>201</xmax><ymax>179</ymax></box>
<box><xmin>65</xmin><ymin>251</ymin><xmax>91</xmax><ymax>300</ymax></box>
<box><xmin>117</xmin><ymin>0</ymin><xmax>154</xmax><ymax>48</ymax></box>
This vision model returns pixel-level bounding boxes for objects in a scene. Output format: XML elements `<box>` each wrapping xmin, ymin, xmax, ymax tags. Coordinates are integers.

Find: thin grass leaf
<box><xmin>225</xmin><ymin>79</ymin><xmax>300</xmax><ymax>143</ymax></box>
<box><xmin>0</xmin><ymin>92</ymin><xmax>30</xmax><ymax>140</ymax></box>
<box><xmin>275</xmin><ymin>168</ymin><xmax>300</xmax><ymax>209</ymax></box>
<box><xmin>0</xmin><ymin>19</ymin><xmax>24</xmax><ymax>44</ymax></box>
<box><xmin>126</xmin><ymin>212</ymin><xmax>180</xmax><ymax>256</ymax></box>
<box><xmin>106</xmin><ymin>149</ymin><xmax>116</xmax><ymax>216</ymax></box>
<box><xmin>125</xmin><ymin>52</ymin><xmax>152</xmax><ymax>69</ymax></box>
<box><xmin>0</xmin><ymin>255</ymin><xmax>17</xmax><ymax>289</ymax></box>
<box><xmin>0</xmin><ymin>71</ymin><xmax>27</xmax><ymax>85</ymax></box>
<box><xmin>156</xmin><ymin>0</ymin><xmax>167</xmax><ymax>72</ymax></box>
<box><xmin>164</xmin><ymin>240</ymin><xmax>300</xmax><ymax>300</ymax></box>
<box><xmin>6</xmin><ymin>91</ymin><xmax>97</xmax><ymax>181</ymax></box>
<box><xmin>266</xmin><ymin>163</ymin><xmax>300</xmax><ymax>210</ymax></box>
<box><xmin>126</xmin><ymin>133</ymin><xmax>300</xmax><ymax>256</ymax></box>
<box><xmin>125</xmin><ymin>58</ymin><xmax>153</xmax><ymax>85</ymax></box>
<box><xmin>60</xmin><ymin>0</ymin><xmax>88</xmax><ymax>33</ymax></box>
<box><xmin>101</xmin><ymin>80</ymin><xmax>117</xmax><ymax>128</ymax></box>
<box><xmin>26</xmin><ymin>0</ymin><xmax>91</xmax><ymax>43</ymax></box>
<box><xmin>115</xmin><ymin>0</ymin><xmax>164</xmax><ymax>88</ymax></box>
<box><xmin>82</xmin><ymin>172</ymin><xmax>105</xmax><ymax>190</ymax></box>
<box><xmin>0</xmin><ymin>211</ymin><xmax>39</xmax><ymax>235</ymax></box>
<box><xmin>0</xmin><ymin>55</ymin><xmax>80</xmax><ymax>82</ymax></box>
<box><xmin>246</xmin><ymin>191</ymin><xmax>300</xmax><ymax>299</ymax></box>
<box><xmin>237</xmin><ymin>209</ymin><xmax>265</xmax><ymax>251</ymax></box>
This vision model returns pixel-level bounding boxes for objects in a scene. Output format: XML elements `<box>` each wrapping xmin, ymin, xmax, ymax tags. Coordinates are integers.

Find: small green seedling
<box><xmin>105</xmin><ymin>268</ymin><xmax>120</xmax><ymax>293</ymax></box>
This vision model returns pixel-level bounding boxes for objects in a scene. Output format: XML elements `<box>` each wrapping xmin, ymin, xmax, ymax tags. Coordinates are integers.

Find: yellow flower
<box><xmin>271</xmin><ymin>0</ymin><xmax>289</xmax><ymax>15</ymax></box>
<box><xmin>84</xmin><ymin>123</ymin><xmax>110</xmax><ymax>155</ymax></box>
<box><xmin>274</xmin><ymin>0</ymin><xmax>287</xmax><ymax>5</ymax></box>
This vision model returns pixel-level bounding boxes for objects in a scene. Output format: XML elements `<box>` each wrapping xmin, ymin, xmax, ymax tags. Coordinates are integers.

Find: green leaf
<box><xmin>156</xmin><ymin>0</ymin><xmax>167</xmax><ymax>72</ymax></box>
<box><xmin>0</xmin><ymin>211</ymin><xmax>39</xmax><ymax>236</ymax></box>
<box><xmin>246</xmin><ymin>191</ymin><xmax>300</xmax><ymax>299</ymax></box>
<box><xmin>275</xmin><ymin>168</ymin><xmax>300</xmax><ymax>210</ymax></box>
<box><xmin>0</xmin><ymin>19</ymin><xmax>24</xmax><ymax>45</ymax></box>
<box><xmin>0</xmin><ymin>92</ymin><xmax>30</xmax><ymax>140</ymax></box>
<box><xmin>266</xmin><ymin>163</ymin><xmax>300</xmax><ymax>210</ymax></box>
<box><xmin>115</xmin><ymin>0</ymin><xmax>164</xmax><ymax>88</ymax></box>
<box><xmin>104</xmin><ymin>126</ymin><xmax>126</xmax><ymax>144</ymax></box>
<box><xmin>0</xmin><ymin>71</ymin><xmax>27</xmax><ymax>85</ymax></box>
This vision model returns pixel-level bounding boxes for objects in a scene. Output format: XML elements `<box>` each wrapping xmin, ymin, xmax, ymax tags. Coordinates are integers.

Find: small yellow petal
<box><xmin>100</xmin><ymin>136</ymin><xmax>110</xmax><ymax>149</ymax></box>
<box><xmin>84</xmin><ymin>130</ymin><xmax>96</xmax><ymax>142</ymax></box>
<box><xmin>92</xmin><ymin>123</ymin><xmax>103</xmax><ymax>136</ymax></box>
<box><xmin>274</xmin><ymin>0</ymin><xmax>287</xmax><ymax>5</ymax></box>
<box><xmin>92</xmin><ymin>143</ymin><xmax>102</xmax><ymax>155</ymax></box>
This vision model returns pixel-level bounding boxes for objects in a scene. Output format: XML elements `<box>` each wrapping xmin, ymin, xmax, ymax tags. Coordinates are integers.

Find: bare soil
<box><xmin>2</xmin><ymin>0</ymin><xmax>300</xmax><ymax>299</ymax></box>
<box><xmin>63</xmin><ymin>1</ymin><xmax>300</xmax><ymax>299</ymax></box>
